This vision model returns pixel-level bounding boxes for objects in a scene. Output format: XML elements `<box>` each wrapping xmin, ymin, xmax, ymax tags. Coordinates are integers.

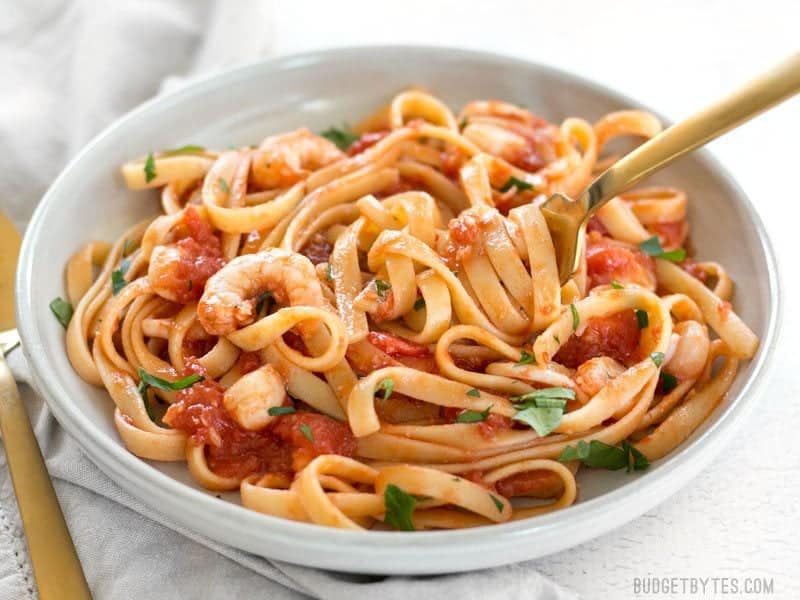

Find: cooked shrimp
<box><xmin>664</xmin><ymin>320</ymin><xmax>709</xmax><ymax>380</ymax></box>
<box><xmin>574</xmin><ymin>356</ymin><xmax>626</xmax><ymax>399</ymax></box>
<box><xmin>223</xmin><ymin>364</ymin><xmax>286</xmax><ymax>430</ymax></box>
<box><xmin>198</xmin><ymin>248</ymin><xmax>324</xmax><ymax>335</ymax></box>
<box><xmin>250</xmin><ymin>128</ymin><xmax>344</xmax><ymax>189</ymax></box>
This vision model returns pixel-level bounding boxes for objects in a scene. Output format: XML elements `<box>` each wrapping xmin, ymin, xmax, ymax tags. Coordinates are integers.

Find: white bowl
<box><xmin>15</xmin><ymin>46</ymin><xmax>781</xmax><ymax>575</ymax></box>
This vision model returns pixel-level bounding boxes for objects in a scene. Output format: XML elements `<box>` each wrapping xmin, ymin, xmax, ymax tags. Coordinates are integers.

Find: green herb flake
<box><xmin>623</xmin><ymin>440</ymin><xmax>650</xmax><ymax>472</ymax></box>
<box><xmin>466</xmin><ymin>388</ymin><xmax>481</xmax><ymax>398</ymax></box>
<box><xmin>111</xmin><ymin>258</ymin><xmax>131</xmax><ymax>296</ymax></box>
<box><xmin>255</xmin><ymin>290</ymin><xmax>273</xmax><ymax>315</ymax></box>
<box><xmin>144</xmin><ymin>152</ymin><xmax>157</xmax><ymax>183</ymax></box>
<box><xmin>489</xmin><ymin>494</ymin><xmax>505</xmax><ymax>513</ymax></box>
<box><xmin>218</xmin><ymin>177</ymin><xmax>230</xmax><ymax>194</ymax></box>
<box><xmin>610</xmin><ymin>280</ymin><xmax>624</xmax><ymax>289</ymax></box>
<box><xmin>558</xmin><ymin>440</ymin><xmax>626</xmax><ymax>470</ymax></box>
<box><xmin>49</xmin><ymin>297</ymin><xmax>74</xmax><ymax>329</ymax></box>
<box><xmin>383</xmin><ymin>484</ymin><xmax>417</xmax><ymax>531</ymax></box>
<box><xmin>137</xmin><ymin>369</ymin><xmax>204</xmax><ymax>396</ymax></box>
<box><xmin>570</xmin><ymin>303</ymin><xmax>580</xmax><ymax>331</ymax></box>
<box><xmin>299</xmin><ymin>424</ymin><xmax>315</xmax><ymax>443</ymax></box>
<box><xmin>325</xmin><ymin>263</ymin><xmax>333</xmax><ymax>282</ymax></box>
<box><xmin>377</xmin><ymin>377</ymin><xmax>395</xmax><ymax>401</ymax></box>
<box><xmin>659</xmin><ymin>372</ymin><xmax>679</xmax><ymax>394</ymax></box>
<box><xmin>163</xmin><ymin>144</ymin><xmax>205</xmax><ymax>156</ymax></box>
<box><xmin>515</xmin><ymin>350</ymin><xmax>536</xmax><ymax>367</ymax></box>
<box><xmin>122</xmin><ymin>238</ymin><xmax>136</xmax><ymax>257</ymax></box>
<box><xmin>639</xmin><ymin>236</ymin><xmax>687</xmax><ymax>262</ymax></box>
<box><xmin>635</xmin><ymin>309</ymin><xmax>649</xmax><ymax>329</ymax></box>
<box><xmin>268</xmin><ymin>406</ymin><xmax>296</xmax><ymax>416</ymax></box>
<box><xmin>320</xmin><ymin>125</ymin><xmax>359</xmax><ymax>151</ymax></box>
<box><xmin>455</xmin><ymin>405</ymin><xmax>492</xmax><ymax>424</ymax></box>
<box><xmin>413</xmin><ymin>297</ymin><xmax>426</xmax><ymax>311</ymax></box>
<box><xmin>513</xmin><ymin>404</ymin><xmax>564</xmax><ymax>436</ymax></box>
<box><xmin>510</xmin><ymin>387</ymin><xmax>575</xmax><ymax>406</ymax></box>
<box><xmin>499</xmin><ymin>176</ymin><xmax>534</xmax><ymax>193</ymax></box>
<box><xmin>650</xmin><ymin>352</ymin><xmax>665</xmax><ymax>367</ymax></box>
<box><xmin>554</xmin><ymin>334</ymin><xmax>560</xmax><ymax>345</ymax></box>
<box><xmin>374</xmin><ymin>279</ymin><xmax>391</xmax><ymax>299</ymax></box>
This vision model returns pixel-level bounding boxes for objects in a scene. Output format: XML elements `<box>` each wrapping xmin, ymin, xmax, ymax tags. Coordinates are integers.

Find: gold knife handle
<box><xmin>0</xmin><ymin>357</ymin><xmax>93</xmax><ymax>599</ymax></box>
<box><xmin>582</xmin><ymin>52</ymin><xmax>800</xmax><ymax>212</ymax></box>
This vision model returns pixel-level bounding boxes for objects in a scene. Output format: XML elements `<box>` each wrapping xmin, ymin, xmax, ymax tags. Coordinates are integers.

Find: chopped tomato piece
<box><xmin>495</xmin><ymin>469</ymin><xmax>565</xmax><ymax>498</ymax></box>
<box><xmin>585</xmin><ymin>233</ymin><xmax>655</xmax><ymax>290</ymax></box>
<box><xmin>555</xmin><ymin>310</ymin><xmax>641</xmax><ymax>369</ymax></box>
<box><xmin>649</xmin><ymin>220</ymin><xmax>688</xmax><ymax>250</ymax></box>
<box><xmin>682</xmin><ymin>259</ymin><xmax>708</xmax><ymax>283</ymax></box>
<box><xmin>272</xmin><ymin>412</ymin><xmax>357</xmax><ymax>470</ymax></box>
<box><xmin>237</xmin><ymin>351</ymin><xmax>262</xmax><ymax>375</ymax></box>
<box><xmin>367</xmin><ymin>331</ymin><xmax>430</xmax><ymax>357</ymax></box>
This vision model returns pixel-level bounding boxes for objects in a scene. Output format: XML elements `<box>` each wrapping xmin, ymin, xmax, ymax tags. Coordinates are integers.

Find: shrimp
<box><xmin>574</xmin><ymin>356</ymin><xmax>626</xmax><ymax>399</ymax></box>
<box><xmin>197</xmin><ymin>248</ymin><xmax>324</xmax><ymax>335</ymax></box>
<box><xmin>250</xmin><ymin>128</ymin><xmax>344</xmax><ymax>189</ymax></box>
<box><xmin>664</xmin><ymin>320</ymin><xmax>709</xmax><ymax>380</ymax></box>
<box><xmin>223</xmin><ymin>364</ymin><xmax>286</xmax><ymax>430</ymax></box>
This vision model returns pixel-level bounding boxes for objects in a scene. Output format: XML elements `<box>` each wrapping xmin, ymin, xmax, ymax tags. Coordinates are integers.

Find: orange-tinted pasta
<box><xmin>61</xmin><ymin>90</ymin><xmax>757</xmax><ymax>531</ymax></box>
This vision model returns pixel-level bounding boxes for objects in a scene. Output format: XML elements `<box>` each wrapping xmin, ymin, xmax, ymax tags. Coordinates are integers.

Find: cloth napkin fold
<box><xmin>1</xmin><ymin>2</ymin><xmax>575</xmax><ymax>598</ymax></box>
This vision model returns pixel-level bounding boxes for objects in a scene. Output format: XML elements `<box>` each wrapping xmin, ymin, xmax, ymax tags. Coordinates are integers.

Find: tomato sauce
<box><xmin>585</xmin><ymin>233</ymin><xmax>655</xmax><ymax>290</ymax></box>
<box><xmin>555</xmin><ymin>310</ymin><xmax>641</xmax><ymax>369</ymax></box>
<box><xmin>164</xmin><ymin>361</ymin><xmax>355</xmax><ymax>479</ymax></box>
<box><xmin>237</xmin><ymin>351</ymin><xmax>262</xmax><ymax>375</ymax></box>
<box><xmin>300</xmin><ymin>232</ymin><xmax>332</xmax><ymax>265</ymax></box>
<box><xmin>367</xmin><ymin>331</ymin><xmax>430</xmax><ymax>357</ymax></box>
<box><xmin>347</xmin><ymin>130</ymin><xmax>389</xmax><ymax>156</ymax></box>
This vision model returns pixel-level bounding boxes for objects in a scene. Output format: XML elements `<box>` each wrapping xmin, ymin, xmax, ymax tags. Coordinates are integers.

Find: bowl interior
<box><xmin>16</xmin><ymin>47</ymin><xmax>777</xmax><ymax>573</ymax></box>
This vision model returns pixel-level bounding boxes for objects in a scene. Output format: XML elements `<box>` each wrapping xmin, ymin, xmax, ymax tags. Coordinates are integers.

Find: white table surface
<box><xmin>266</xmin><ymin>1</ymin><xmax>800</xmax><ymax>597</ymax></box>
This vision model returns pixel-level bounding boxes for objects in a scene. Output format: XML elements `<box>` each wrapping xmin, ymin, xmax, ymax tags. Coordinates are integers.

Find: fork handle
<box><xmin>583</xmin><ymin>52</ymin><xmax>800</xmax><ymax>211</ymax></box>
<box><xmin>0</xmin><ymin>358</ymin><xmax>92</xmax><ymax>599</ymax></box>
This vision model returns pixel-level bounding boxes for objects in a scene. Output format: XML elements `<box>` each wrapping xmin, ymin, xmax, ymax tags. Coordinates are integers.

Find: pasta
<box><xmin>58</xmin><ymin>90</ymin><xmax>758</xmax><ymax>531</ymax></box>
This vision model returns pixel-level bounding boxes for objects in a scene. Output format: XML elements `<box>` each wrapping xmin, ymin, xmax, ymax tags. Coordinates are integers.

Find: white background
<box><xmin>266</xmin><ymin>1</ymin><xmax>800</xmax><ymax>597</ymax></box>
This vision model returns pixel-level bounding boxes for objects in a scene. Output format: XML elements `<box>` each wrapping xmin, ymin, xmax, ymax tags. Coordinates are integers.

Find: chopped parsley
<box><xmin>320</xmin><ymin>125</ymin><xmax>359</xmax><ymax>151</ymax></box>
<box><xmin>377</xmin><ymin>377</ymin><xmax>394</xmax><ymax>401</ymax></box>
<box><xmin>489</xmin><ymin>494</ymin><xmax>505</xmax><ymax>513</ymax></box>
<box><xmin>570</xmin><ymin>303</ymin><xmax>580</xmax><ymax>331</ymax></box>
<box><xmin>144</xmin><ymin>152</ymin><xmax>156</xmax><ymax>183</ymax></box>
<box><xmin>635</xmin><ymin>309</ymin><xmax>649</xmax><ymax>329</ymax></box>
<box><xmin>255</xmin><ymin>290</ymin><xmax>273</xmax><ymax>315</ymax></box>
<box><xmin>218</xmin><ymin>177</ymin><xmax>230</xmax><ymax>194</ymax></box>
<box><xmin>516</xmin><ymin>350</ymin><xmax>536</xmax><ymax>367</ymax></box>
<box><xmin>510</xmin><ymin>387</ymin><xmax>575</xmax><ymax>436</ymax></box>
<box><xmin>466</xmin><ymin>388</ymin><xmax>481</xmax><ymax>398</ymax></box>
<box><xmin>111</xmin><ymin>258</ymin><xmax>131</xmax><ymax>296</ymax></box>
<box><xmin>299</xmin><ymin>424</ymin><xmax>315</xmax><ymax>443</ymax></box>
<box><xmin>325</xmin><ymin>263</ymin><xmax>333</xmax><ymax>281</ymax></box>
<box><xmin>49</xmin><ymin>297</ymin><xmax>74</xmax><ymax>329</ymax></box>
<box><xmin>558</xmin><ymin>439</ymin><xmax>649</xmax><ymax>472</ymax></box>
<box><xmin>374</xmin><ymin>279</ymin><xmax>391</xmax><ymax>299</ymax></box>
<box><xmin>137</xmin><ymin>369</ymin><xmax>204</xmax><ymax>398</ymax></box>
<box><xmin>163</xmin><ymin>144</ymin><xmax>205</xmax><ymax>156</ymax></box>
<box><xmin>383</xmin><ymin>484</ymin><xmax>417</xmax><ymax>531</ymax></box>
<box><xmin>268</xmin><ymin>406</ymin><xmax>296</xmax><ymax>416</ymax></box>
<box><xmin>639</xmin><ymin>236</ymin><xmax>687</xmax><ymax>262</ymax></box>
<box><xmin>510</xmin><ymin>387</ymin><xmax>576</xmax><ymax>406</ymax></box>
<box><xmin>499</xmin><ymin>176</ymin><xmax>534</xmax><ymax>193</ymax></box>
<box><xmin>122</xmin><ymin>238</ymin><xmax>136</xmax><ymax>257</ymax></box>
<box><xmin>659</xmin><ymin>372</ymin><xmax>679</xmax><ymax>394</ymax></box>
<box><xmin>650</xmin><ymin>352</ymin><xmax>665</xmax><ymax>367</ymax></box>
<box><xmin>610</xmin><ymin>280</ymin><xmax>624</xmax><ymax>289</ymax></box>
<box><xmin>413</xmin><ymin>297</ymin><xmax>426</xmax><ymax>311</ymax></box>
<box><xmin>455</xmin><ymin>405</ymin><xmax>492</xmax><ymax>423</ymax></box>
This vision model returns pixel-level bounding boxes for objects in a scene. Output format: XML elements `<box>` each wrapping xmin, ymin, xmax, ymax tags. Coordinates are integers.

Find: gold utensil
<box><xmin>543</xmin><ymin>52</ymin><xmax>800</xmax><ymax>284</ymax></box>
<box><xmin>0</xmin><ymin>211</ymin><xmax>92</xmax><ymax>599</ymax></box>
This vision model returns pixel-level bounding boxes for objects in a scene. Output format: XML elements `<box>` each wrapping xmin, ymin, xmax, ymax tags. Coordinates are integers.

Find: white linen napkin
<box><xmin>0</xmin><ymin>2</ymin><xmax>575</xmax><ymax>598</ymax></box>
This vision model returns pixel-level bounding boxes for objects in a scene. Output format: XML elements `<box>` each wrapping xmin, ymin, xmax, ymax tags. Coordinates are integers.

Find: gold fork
<box><xmin>543</xmin><ymin>52</ymin><xmax>800</xmax><ymax>284</ymax></box>
<box><xmin>0</xmin><ymin>209</ymin><xmax>92</xmax><ymax>599</ymax></box>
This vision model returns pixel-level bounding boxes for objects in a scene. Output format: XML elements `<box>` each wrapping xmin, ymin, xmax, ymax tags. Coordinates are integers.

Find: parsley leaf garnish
<box><xmin>510</xmin><ymin>387</ymin><xmax>575</xmax><ymax>406</ymax></box>
<box><xmin>659</xmin><ymin>372</ymin><xmax>678</xmax><ymax>393</ymax></box>
<box><xmin>455</xmin><ymin>405</ymin><xmax>492</xmax><ymax>423</ymax></box>
<box><xmin>610</xmin><ymin>280</ymin><xmax>624</xmax><ymax>289</ymax></box>
<box><xmin>49</xmin><ymin>297</ymin><xmax>73</xmax><ymax>329</ymax></box>
<box><xmin>377</xmin><ymin>377</ymin><xmax>394</xmax><ymax>401</ymax></box>
<box><xmin>320</xmin><ymin>125</ymin><xmax>359</xmax><ymax>151</ymax></box>
<box><xmin>639</xmin><ymin>236</ymin><xmax>687</xmax><ymax>262</ymax></box>
<box><xmin>558</xmin><ymin>439</ymin><xmax>650</xmax><ymax>472</ymax></box>
<box><xmin>137</xmin><ymin>369</ymin><xmax>204</xmax><ymax>399</ymax></box>
<box><xmin>163</xmin><ymin>144</ymin><xmax>205</xmax><ymax>156</ymax></box>
<box><xmin>635</xmin><ymin>309</ymin><xmax>649</xmax><ymax>329</ymax></box>
<box><xmin>218</xmin><ymin>177</ymin><xmax>230</xmax><ymax>194</ymax></box>
<box><xmin>111</xmin><ymin>258</ymin><xmax>131</xmax><ymax>296</ymax></box>
<box><xmin>144</xmin><ymin>152</ymin><xmax>157</xmax><ymax>183</ymax></box>
<box><xmin>510</xmin><ymin>388</ymin><xmax>574</xmax><ymax>436</ymax></box>
<box><xmin>374</xmin><ymin>279</ymin><xmax>391</xmax><ymax>299</ymax></box>
<box><xmin>489</xmin><ymin>494</ymin><xmax>505</xmax><ymax>513</ymax></box>
<box><xmin>499</xmin><ymin>176</ymin><xmax>534</xmax><ymax>193</ymax></box>
<box><xmin>650</xmin><ymin>352</ymin><xmax>665</xmax><ymax>367</ymax></box>
<box><xmin>570</xmin><ymin>303</ymin><xmax>580</xmax><ymax>331</ymax></box>
<box><xmin>516</xmin><ymin>350</ymin><xmax>536</xmax><ymax>366</ymax></box>
<box><xmin>268</xmin><ymin>406</ymin><xmax>296</xmax><ymax>416</ymax></box>
<box><xmin>122</xmin><ymin>238</ymin><xmax>136</xmax><ymax>257</ymax></box>
<box><xmin>413</xmin><ymin>297</ymin><xmax>426</xmax><ymax>311</ymax></box>
<box><xmin>383</xmin><ymin>484</ymin><xmax>417</xmax><ymax>531</ymax></box>
<box><xmin>466</xmin><ymin>388</ymin><xmax>481</xmax><ymax>398</ymax></box>
<box><xmin>299</xmin><ymin>424</ymin><xmax>315</xmax><ymax>443</ymax></box>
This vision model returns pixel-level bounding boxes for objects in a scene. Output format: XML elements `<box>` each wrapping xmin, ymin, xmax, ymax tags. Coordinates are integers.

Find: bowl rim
<box><xmin>15</xmin><ymin>44</ymin><xmax>783</xmax><ymax>574</ymax></box>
